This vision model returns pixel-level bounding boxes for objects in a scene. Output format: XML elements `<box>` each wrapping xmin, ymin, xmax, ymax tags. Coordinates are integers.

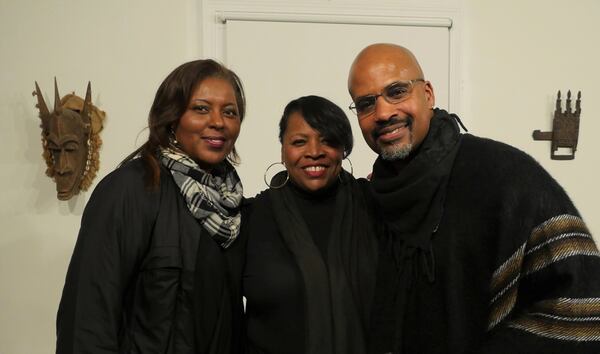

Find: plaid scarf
<box><xmin>159</xmin><ymin>147</ymin><xmax>243</xmax><ymax>248</ymax></box>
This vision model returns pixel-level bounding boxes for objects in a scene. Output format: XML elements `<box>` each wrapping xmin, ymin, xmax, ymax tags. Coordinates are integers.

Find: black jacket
<box><xmin>243</xmin><ymin>174</ymin><xmax>378</xmax><ymax>354</ymax></box>
<box><xmin>369</xmin><ymin>111</ymin><xmax>600</xmax><ymax>353</ymax></box>
<box><xmin>56</xmin><ymin>158</ymin><xmax>245</xmax><ymax>353</ymax></box>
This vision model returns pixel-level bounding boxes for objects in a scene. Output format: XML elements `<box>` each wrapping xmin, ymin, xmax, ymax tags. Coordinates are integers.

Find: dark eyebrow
<box><xmin>355</xmin><ymin>93</ymin><xmax>376</xmax><ymax>101</ymax></box>
<box><xmin>386</xmin><ymin>81</ymin><xmax>412</xmax><ymax>89</ymax></box>
<box><xmin>355</xmin><ymin>82</ymin><xmax>400</xmax><ymax>100</ymax></box>
<box><xmin>190</xmin><ymin>98</ymin><xmax>237</xmax><ymax>107</ymax></box>
<box><xmin>288</xmin><ymin>132</ymin><xmax>308</xmax><ymax>139</ymax></box>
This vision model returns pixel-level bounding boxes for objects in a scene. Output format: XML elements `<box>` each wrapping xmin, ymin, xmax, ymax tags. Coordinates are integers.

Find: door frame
<box><xmin>199</xmin><ymin>0</ymin><xmax>463</xmax><ymax>113</ymax></box>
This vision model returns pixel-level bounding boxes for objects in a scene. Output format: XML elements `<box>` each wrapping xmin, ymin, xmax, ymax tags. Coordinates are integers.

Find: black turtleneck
<box><xmin>243</xmin><ymin>181</ymin><xmax>339</xmax><ymax>353</ymax></box>
<box><xmin>288</xmin><ymin>180</ymin><xmax>338</xmax><ymax>261</ymax></box>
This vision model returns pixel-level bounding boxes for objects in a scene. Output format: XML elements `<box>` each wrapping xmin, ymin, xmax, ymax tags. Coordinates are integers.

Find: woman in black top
<box><xmin>242</xmin><ymin>96</ymin><xmax>378</xmax><ymax>354</ymax></box>
<box><xmin>56</xmin><ymin>59</ymin><xmax>247</xmax><ymax>353</ymax></box>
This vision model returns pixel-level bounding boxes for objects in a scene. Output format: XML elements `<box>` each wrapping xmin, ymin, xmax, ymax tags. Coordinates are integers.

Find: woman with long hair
<box><xmin>57</xmin><ymin>59</ymin><xmax>247</xmax><ymax>353</ymax></box>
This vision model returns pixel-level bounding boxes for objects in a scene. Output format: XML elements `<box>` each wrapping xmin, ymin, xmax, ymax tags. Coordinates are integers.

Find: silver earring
<box><xmin>169</xmin><ymin>128</ymin><xmax>180</xmax><ymax>148</ymax></box>
<box><xmin>264</xmin><ymin>162</ymin><xmax>288</xmax><ymax>189</ymax></box>
<box><xmin>338</xmin><ymin>157</ymin><xmax>354</xmax><ymax>183</ymax></box>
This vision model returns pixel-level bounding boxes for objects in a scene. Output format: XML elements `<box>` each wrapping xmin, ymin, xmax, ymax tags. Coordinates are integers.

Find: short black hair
<box><xmin>279</xmin><ymin>95</ymin><xmax>353</xmax><ymax>157</ymax></box>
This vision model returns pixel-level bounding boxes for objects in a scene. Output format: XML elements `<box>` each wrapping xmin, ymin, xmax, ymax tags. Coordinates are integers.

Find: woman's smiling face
<box><xmin>281</xmin><ymin>112</ymin><xmax>343</xmax><ymax>192</ymax></box>
<box><xmin>175</xmin><ymin>77</ymin><xmax>241</xmax><ymax>171</ymax></box>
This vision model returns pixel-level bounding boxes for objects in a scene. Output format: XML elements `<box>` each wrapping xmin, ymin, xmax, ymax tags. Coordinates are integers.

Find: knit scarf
<box><xmin>368</xmin><ymin>109</ymin><xmax>463</xmax><ymax>353</ymax></box>
<box><xmin>159</xmin><ymin>147</ymin><xmax>243</xmax><ymax>248</ymax></box>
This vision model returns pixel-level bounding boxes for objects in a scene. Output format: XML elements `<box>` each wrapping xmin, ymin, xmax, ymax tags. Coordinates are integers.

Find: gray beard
<box><xmin>374</xmin><ymin>117</ymin><xmax>414</xmax><ymax>161</ymax></box>
<box><xmin>380</xmin><ymin>142</ymin><xmax>413</xmax><ymax>160</ymax></box>
<box><xmin>380</xmin><ymin>128</ymin><xmax>414</xmax><ymax>160</ymax></box>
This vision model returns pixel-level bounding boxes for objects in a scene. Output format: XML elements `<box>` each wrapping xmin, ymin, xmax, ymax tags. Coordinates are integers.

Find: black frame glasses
<box><xmin>349</xmin><ymin>79</ymin><xmax>425</xmax><ymax>119</ymax></box>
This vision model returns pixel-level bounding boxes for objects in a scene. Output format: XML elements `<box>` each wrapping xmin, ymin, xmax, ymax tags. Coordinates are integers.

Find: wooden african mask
<box><xmin>33</xmin><ymin>79</ymin><xmax>105</xmax><ymax>200</ymax></box>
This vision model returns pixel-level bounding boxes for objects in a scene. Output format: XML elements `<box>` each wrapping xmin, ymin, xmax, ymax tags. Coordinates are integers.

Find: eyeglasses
<box><xmin>349</xmin><ymin>79</ymin><xmax>425</xmax><ymax>119</ymax></box>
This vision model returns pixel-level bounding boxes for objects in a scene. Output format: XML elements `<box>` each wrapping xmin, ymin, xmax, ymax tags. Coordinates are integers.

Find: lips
<box><xmin>376</xmin><ymin>120</ymin><xmax>410</xmax><ymax>144</ymax></box>
<box><xmin>302</xmin><ymin>165</ymin><xmax>327</xmax><ymax>178</ymax></box>
<box><xmin>203</xmin><ymin>136</ymin><xmax>226</xmax><ymax>148</ymax></box>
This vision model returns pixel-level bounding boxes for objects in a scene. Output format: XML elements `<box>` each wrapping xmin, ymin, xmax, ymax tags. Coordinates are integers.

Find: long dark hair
<box><xmin>122</xmin><ymin>59</ymin><xmax>246</xmax><ymax>187</ymax></box>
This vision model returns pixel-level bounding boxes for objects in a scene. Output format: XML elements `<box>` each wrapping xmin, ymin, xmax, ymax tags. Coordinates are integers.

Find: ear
<box><xmin>423</xmin><ymin>81</ymin><xmax>435</xmax><ymax>108</ymax></box>
<box><xmin>280</xmin><ymin>146</ymin><xmax>285</xmax><ymax>165</ymax></box>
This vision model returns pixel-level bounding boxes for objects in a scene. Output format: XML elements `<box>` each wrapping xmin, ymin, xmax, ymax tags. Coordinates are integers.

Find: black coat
<box><xmin>369</xmin><ymin>111</ymin><xmax>600</xmax><ymax>354</ymax></box>
<box><xmin>243</xmin><ymin>174</ymin><xmax>378</xmax><ymax>354</ymax></box>
<box><xmin>56</xmin><ymin>158</ymin><xmax>245</xmax><ymax>354</ymax></box>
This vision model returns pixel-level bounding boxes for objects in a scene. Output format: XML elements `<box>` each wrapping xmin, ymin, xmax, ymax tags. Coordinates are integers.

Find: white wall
<box><xmin>461</xmin><ymin>0</ymin><xmax>600</xmax><ymax>236</ymax></box>
<box><xmin>1</xmin><ymin>0</ymin><xmax>598</xmax><ymax>352</ymax></box>
<box><xmin>223</xmin><ymin>19</ymin><xmax>451</xmax><ymax>196</ymax></box>
<box><xmin>0</xmin><ymin>1</ymin><xmax>197</xmax><ymax>352</ymax></box>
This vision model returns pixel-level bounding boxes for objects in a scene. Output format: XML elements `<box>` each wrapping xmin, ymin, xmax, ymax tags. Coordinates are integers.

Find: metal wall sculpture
<box><xmin>33</xmin><ymin>79</ymin><xmax>106</xmax><ymax>200</ymax></box>
<box><xmin>533</xmin><ymin>90</ymin><xmax>582</xmax><ymax>160</ymax></box>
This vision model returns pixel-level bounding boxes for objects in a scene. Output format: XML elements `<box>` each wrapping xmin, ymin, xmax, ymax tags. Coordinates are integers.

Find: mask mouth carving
<box><xmin>57</xmin><ymin>189</ymin><xmax>74</xmax><ymax>201</ymax></box>
<box><xmin>33</xmin><ymin>79</ymin><xmax>106</xmax><ymax>200</ymax></box>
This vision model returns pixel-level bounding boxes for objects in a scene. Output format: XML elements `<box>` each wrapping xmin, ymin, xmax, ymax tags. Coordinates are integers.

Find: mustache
<box><xmin>372</xmin><ymin>116</ymin><xmax>413</xmax><ymax>139</ymax></box>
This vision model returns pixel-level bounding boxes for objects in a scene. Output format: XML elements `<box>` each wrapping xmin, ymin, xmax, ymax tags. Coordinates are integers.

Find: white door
<box><xmin>222</xmin><ymin>19</ymin><xmax>451</xmax><ymax>196</ymax></box>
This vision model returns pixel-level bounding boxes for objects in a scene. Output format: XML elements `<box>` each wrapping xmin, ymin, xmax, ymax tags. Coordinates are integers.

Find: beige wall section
<box><xmin>0</xmin><ymin>1</ymin><xmax>196</xmax><ymax>353</ymax></box>
<box><xmin>460</xmin><ymin>0</ymin><xmax>599</xmax><ymax>237</ymax></box>
<box><xmin>1</xmin><ymin>0</ymin><xmax>598</xmax><ymax>352</ymax></box>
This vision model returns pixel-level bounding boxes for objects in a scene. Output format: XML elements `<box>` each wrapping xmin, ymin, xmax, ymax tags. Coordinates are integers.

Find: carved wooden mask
<box><xmin>33</xmin><ymin>80</ymin><xmax>104</xmax><ymax>200</ymax></box>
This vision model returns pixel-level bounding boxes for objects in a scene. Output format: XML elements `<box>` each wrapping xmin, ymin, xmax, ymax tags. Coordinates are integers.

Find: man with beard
<box><xmin>347</xmin><ymin>43</ymin><xmax>600</xmax><ymax>354</ymax></box>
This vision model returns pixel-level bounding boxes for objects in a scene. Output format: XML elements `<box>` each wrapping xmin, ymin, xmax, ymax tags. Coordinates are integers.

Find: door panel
<box><xmin>225</xmin><ymin>20</ymin><xmax>450</xmax><ymax>196</ymax></box>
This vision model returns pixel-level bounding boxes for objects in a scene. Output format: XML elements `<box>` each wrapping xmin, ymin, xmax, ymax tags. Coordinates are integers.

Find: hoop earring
<box><xmin>264</xmin><ymin>162</ymin><xmax>288</xmax><ymax>189</ymax></box>
<box><xmin>342</xmin><ymin>157</ymin><xmax>354</xmax><ymax>176</ymax></box>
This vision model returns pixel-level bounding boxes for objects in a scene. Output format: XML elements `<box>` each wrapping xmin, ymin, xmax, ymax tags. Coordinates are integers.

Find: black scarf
<box><xmin>268</xmin><ymin>171</ymin><xmax>379</xmax><ymax>354</ymax></box>
<box><xmin>368</xmin><ymin>109</ymin><xmax>463</xmax><ymax>353</ymax></box>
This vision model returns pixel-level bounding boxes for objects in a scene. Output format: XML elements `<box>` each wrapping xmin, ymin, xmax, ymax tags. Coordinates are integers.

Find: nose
<box><xmin>373</xmin><ymin>95</ymin><xmax>397</xmax><ymax>123</ymax></box>
<box><xmin>55</xmin><ymin>150</ymin><xmax>72</xmax><ymax>175</ymax></box>
<box><xmin>208</xmin><ymin>110</ymin><xmax>225</xmax><ymax>129</ymax></box>
<box><xmin>305</xmin><ymin>140</ymin><xmax>325</xmax><ymax>159</ymax></box>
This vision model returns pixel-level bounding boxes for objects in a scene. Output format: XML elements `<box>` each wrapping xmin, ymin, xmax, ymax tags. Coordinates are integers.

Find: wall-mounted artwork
<box><xmin>33</xmin><ymin>79</ymin><xmax>105</xmax><ymax>200</ymax></box>
<box><xmin>533</xmin><ymin>90</ymin><xmax>581</xmax><ymax>160</ymax></box>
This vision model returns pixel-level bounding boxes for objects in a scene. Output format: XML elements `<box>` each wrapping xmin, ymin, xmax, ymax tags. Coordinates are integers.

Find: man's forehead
<box><xmin>350</xmin><ymin>60</ymin><xmax>415</xmax><ymax>95</ymax></box>
<box><xmin>349</xmin><ymin>44</ymin><xmax>423</xmax><ymax>89</ymax></box>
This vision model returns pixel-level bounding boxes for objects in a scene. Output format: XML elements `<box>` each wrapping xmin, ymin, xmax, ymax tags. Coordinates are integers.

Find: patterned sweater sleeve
<box><xmin>479</xmin><ymin>152</ymin><xmax>600</xmax><ymax>353</ymax></box>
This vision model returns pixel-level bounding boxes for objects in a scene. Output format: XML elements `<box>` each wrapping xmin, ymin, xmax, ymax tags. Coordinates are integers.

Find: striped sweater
<box><xmin>370</xmin><ymin>133</ymin><xmax>600</xmax><ymax>353</ymax></box>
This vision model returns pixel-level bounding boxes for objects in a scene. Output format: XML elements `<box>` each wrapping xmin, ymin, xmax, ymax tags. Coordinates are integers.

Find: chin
<box><xmin>303</xmin><ymin>184</ymin><xmax>323</xmax><ymax>192</ymax></box>
<box><xmin>381</xmin><ymin>143</ymin><xmax>413</xmax><ymax>160</ymax></box>
<box><xmin>298</xmin><ymin>181</ymin><xmax>327</xmax><ymax>193</ymax></box>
